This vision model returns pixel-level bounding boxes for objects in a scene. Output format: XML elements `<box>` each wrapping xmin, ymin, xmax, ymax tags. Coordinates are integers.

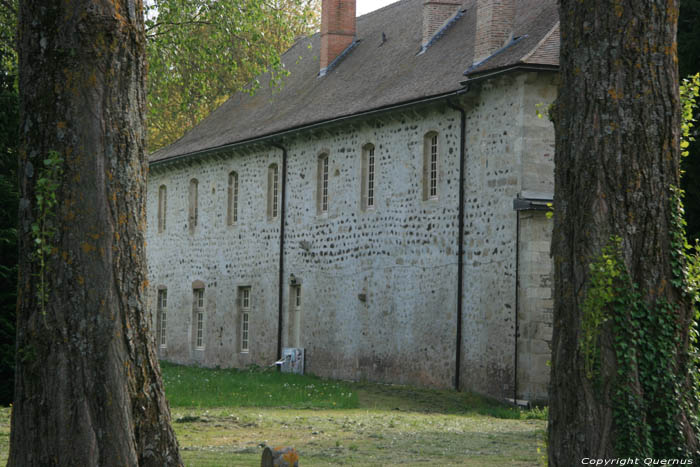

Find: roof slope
<box><xmin>151</xmin><ymin>0</ymin><xmax>559</xmax><ymax>163</ymax></box>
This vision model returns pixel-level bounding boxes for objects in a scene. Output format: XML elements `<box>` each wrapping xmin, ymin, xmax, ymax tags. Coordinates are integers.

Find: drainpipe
<box><xmin>514</xmin><ymin>206</ymin><xmax>520</xmax><ymax>403</ymax></box>
<box><xmin>271</xmin><ymin>142</ymin><xmax>288</xmax><ymax>364</ymax></box>
<box><xmin>447</xmin><ymin>99</ymin><xmax>466</xmax><ymax>392</ymax></box>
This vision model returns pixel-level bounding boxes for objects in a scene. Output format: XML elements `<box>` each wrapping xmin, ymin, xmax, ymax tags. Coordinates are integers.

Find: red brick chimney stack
<box><xmin>320</xmin><ymin>0</ymin><xmax>357</xmax><ymax>72</ymax></box>
<box><xmin>473</xmin><ymin>0</ymin><xmax>515</xmax><ymax>64</ymax></box>
<box><xmin>422</xmin><ymin>0</ymin><xmax>462</xmax><ymax>45</ymax></box>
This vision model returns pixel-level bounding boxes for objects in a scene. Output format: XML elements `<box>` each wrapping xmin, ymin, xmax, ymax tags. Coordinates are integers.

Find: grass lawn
<box><xmin>0</xmin><ymin>362</ymin><xmax>547</xmax><ymax>466</ymax></box>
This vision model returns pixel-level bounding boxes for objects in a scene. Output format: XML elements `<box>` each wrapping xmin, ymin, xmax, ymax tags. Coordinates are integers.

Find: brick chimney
<box><xmin>320</xmin><ymin>0</ymin><xmax>356</xmax><ymax>73</ymax></box>
<box><xmin>422</xmin><ymin>0</ymin><xmax>462</xmax><ymax>45</ymax></box>
<box><xmin>473</xmin><ymin>0</ymin><xmax>515</xmax><ymax>64</ymax></box>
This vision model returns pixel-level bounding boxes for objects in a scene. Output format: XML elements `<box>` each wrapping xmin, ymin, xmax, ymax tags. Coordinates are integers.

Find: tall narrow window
<box><xmin>423</xmin><ymin>132</ymin><xmax>439</xmax><ymax>200</ymax></box>
<box><xmin>317</xmin><ymin>154</ymin><xmax>329</xmax><ymax>214</ymax></box>
<box><xmin>239</xmin><ymin>287</ymin><xmax>251</xmax><ymax>352</ymax></box>
<box><xmin>158</xmin><ymin>185</ymin><xmax>167</xmax><ymax>232</ymax></box>
<box><xmin>267</xmin><ymin>164</ymin><xmax>279</xmax><ymax>219</ymax></box>
<box><xmin>361</xmin><ymin>144</ymin><xmax>376</xmax><ymax>210</ymax></box>
<box><xmin>189</xmin><ymin>178</ymin><xmax>199</xmax><ymax>232</ymax></box>
<box><xmin>157</xmin><ymin>288</ymin><xmax>167</xmax><ymax>348</ymax></box>
<box><xmin>193</xmin><ymin>287</ymin><xmax>205</xmax><ymax>350</ymax></box>
<box><xmin>289</xmin><ymin>284</ymin><xmax>301</xmax><ymax>348</ymax></box>
<box><xmin>227</xmin><ymin>171</ymin><xmax>239</xmax><ymax>225</ymax></box>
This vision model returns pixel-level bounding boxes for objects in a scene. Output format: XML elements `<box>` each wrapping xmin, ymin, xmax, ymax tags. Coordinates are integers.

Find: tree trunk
<box><xmin>549</xmin><ymin>0</ymin><xmax>700</xmax><ymax>463</ymax></box>
<box><xmin>9</xmin><ymin>1</ymin><xmax>182</xmax><ymax>465</ymax></box>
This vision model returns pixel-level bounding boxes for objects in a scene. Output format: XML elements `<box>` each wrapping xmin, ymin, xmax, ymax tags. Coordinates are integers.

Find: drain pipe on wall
<box><xmin>514</xmin><ymin>207</ymin><xmax>520</xmax><ymax>404</ymax></box>
<box><xmin>272</xmin><ymin>142</ymin><xmax>288</xmax><ymax>364</ymax></box>
<box><xmin>447</xmin><ymin>98</ymin><xmax>466</xmax><ymax>392</ymax></box>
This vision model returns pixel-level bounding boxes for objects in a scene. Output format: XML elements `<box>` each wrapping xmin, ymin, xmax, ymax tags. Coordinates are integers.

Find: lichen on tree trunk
<box><xmin>9</xmin><ymin>1</ymin><xmax>182</xmax><ymax>465</ymax></box>
<box><xmin>549</xmin><ymin>0</ymin><xmax>700</xmax><ymax>464</ymax></box>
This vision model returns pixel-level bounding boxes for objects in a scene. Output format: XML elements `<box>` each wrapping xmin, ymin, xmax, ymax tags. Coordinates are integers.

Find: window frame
<box><xmin>317</xmin><ymin>153</ymin><xmax>329</xmax><ymax>215</ymax></box>
<box><xmin>157</xmin><ymin>185</ymin><xmax>167</xmax><ymax>233</ymax></box>
<box><xmin>239</xmin><ymin>286</ymin><xmax>251</xmax><ymax>353</ymax></box>
<box><xmin>361</xmin><ymin>143</ymin><xmax>376</xmax><ymax>211</ymax></box>
<box><xmin>193</xmin><ymin>287</ymin><xmax>205</xmax><ymax>350</ymax></box>
<box><xmin>157</xmin><ymin>288</ymin><xmax>167</xmax><ymax>349</ymax></box>
<box><xmin>227</xmin><ymin>171</ymin><xmax>239</xmax><ymax>226</ymax></box>
<box><xmin>288</xmin><ymin>284</ymin><xmax>302</xmax><ymax>348</ymax></box>
<box><xmin>267</xmin><ymin>163</ymin><xmax>279</xmax><ymax>220</ymax></box>
<box><xmin>423</xmin><ymin>131</ymin><xmax>439</xmax><ymax>201</ymax></box>
<box><xmin>189</xmin><ymin>178</ymin><xmax>199</xmax><ymax>232</ymax></box>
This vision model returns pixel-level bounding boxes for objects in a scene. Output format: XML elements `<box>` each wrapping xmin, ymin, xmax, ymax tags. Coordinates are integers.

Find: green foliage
<box><xmin>579</xmin><ymin>234</ymin><xmax>690</xmax><ymax>457</ymax></box>
<box><xmin>0</xmin><ymin>0</ymin><xmax>17</xmax><ymax>79</ymax></box>
<box><xmin>580</xmin><ymin>236</ymin><xmax>623</xmax><ymax>380</ymax></box>
<box><xmin>681</xmin><ymin>74</ymin><xmax>700</xmax><ymax>159</ymax></box>
<box><xmin>679</xmin><ymin>0</ymin><xmax>700</xmax><ymax>242</ymax></box>
<box><xmin>577</xmin><ymin>79</ymin><xmax>700</xmax><ymax>456</ymax></box>
<box><xmin>31</xmin><ymin>151</ymin><xmax>63</xmax><ymax>316</ymax></box>
<box><xmin>145</xmin><ymin>0</ymin><xmax>319</xmax><ymax>151</ymax></box>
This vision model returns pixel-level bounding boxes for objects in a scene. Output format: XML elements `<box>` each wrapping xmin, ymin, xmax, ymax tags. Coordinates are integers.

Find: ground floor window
<box><xmin>157</xmin><ymin>288</ymin><xmax>167</xmax><ymax>349</ymax></box>
<box><xmin>239</xmin><ymin>286</ymin><xmax>251</xmax><ymax>352</ymax></box>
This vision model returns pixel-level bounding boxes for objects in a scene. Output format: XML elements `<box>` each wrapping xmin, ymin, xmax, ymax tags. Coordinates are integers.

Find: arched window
<box><xmin>267</xmin><ymin>163</ymin><xmax>279</xmax><ymax>219</ymax></box>
<box><xmin>423</xmin><ymin>132</ymin><xmax>439</xmax><ymax>200</ymax></box>
<box><xmin>227</xmin><ymin>171</ymin><xmax>238</xmax><ymax>225</ymax></box>
<box><xmin>189</xmin><ymin>178</ymin><xmax>199</xmax><ymax>232</ymax></box>
<box><xmin>317</xmin><ymin>153</ymin><xmax>329</xmax><ymax>214</ymax></box>
<box><xmin>361</xmin><ymin>143</ymin><xmax>376</xmax><ymax>210</ymax></box>
<box><xmin>157</xmin><ymin>185</ymin><xmax>167</xmax><ymax>232</ymax></box>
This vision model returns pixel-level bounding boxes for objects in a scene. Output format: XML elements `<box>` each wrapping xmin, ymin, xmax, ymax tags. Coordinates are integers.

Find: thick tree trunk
<box><xmin>549</xmin><ymin>0</ymin><xmax>699</xmax><ymax>464</ymax></box>
<box><xmin>10</xmin><ymin>1</ymin><xmax>182</xmax><ymax>465</ymax></box>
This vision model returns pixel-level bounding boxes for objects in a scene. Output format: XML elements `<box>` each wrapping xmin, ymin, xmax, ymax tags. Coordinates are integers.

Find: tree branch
<box><xmin>145</xmin><ymin>20</ymin><xmax>212</xmax><ymax>33</ymax></box>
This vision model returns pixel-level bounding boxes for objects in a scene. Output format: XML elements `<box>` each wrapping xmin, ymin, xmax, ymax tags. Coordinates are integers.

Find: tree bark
<box><xmin>549</xmin><ymin>0</ymin><xmax>699</xmax><ymax>464</ymax></box>
<box><xmin>10</xmin><ymin>1</ymin><xmax>182</xmax><ymax>465</ymax></box>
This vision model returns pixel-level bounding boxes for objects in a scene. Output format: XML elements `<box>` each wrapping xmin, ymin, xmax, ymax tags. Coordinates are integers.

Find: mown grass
<box><xmin>0</xmin><ymin>363</ymin><xmax>548</xmax><ymax>466</ymax></box>
<box><xmin>161</xmin><ymin>361</ymin><xmax>359</xmax><ymax>409</ymax></box>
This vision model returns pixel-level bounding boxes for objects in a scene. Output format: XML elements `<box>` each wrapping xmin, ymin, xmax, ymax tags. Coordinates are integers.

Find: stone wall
<box><xmin>145</xmin><ymin>70</ymin><xmax>556</xmax><ymax>400</ymax></box>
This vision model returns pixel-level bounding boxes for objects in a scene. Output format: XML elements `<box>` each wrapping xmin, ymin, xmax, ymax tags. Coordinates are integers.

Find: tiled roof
<box><xmin>150</xmin><ymin>0</ymin><xmax>559</xmax><ymax>163</ymax></box>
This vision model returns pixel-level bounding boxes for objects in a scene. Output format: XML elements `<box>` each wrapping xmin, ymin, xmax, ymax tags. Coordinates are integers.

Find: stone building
<box><xmin>146</xmin><ymin>0</ymin><xmax>559</xmax><ymax>403</ymax></box>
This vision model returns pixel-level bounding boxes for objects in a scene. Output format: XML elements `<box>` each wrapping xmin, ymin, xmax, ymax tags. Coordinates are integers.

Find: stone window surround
<box><xmin>423</xmin><ymin>130</ymin><xmax>439</xmax><ymax>201</ymax></box>
<box><xmin>192</xmin><ymin>280</ymin><xmax>205</xmax><ymax>351</ymax></box>
<box><xmin>267</xmin><ymin>163</ymin><xmax>279</xmax><ymax>220</ymax></box>
<box><xmin>360</xmin><ymin>142</ymin><xmax>376</xmax><ymax>211</ymax></box>
<box><xmin>157</xmin><ymin>184</ymin><xmax>167</xmax><ymax>233</ymax></box>
<box><xmin>227</xmin><ymin>170</ymin><xmax>239</xmax><ymax>226</ymax></box>
<box><xmin>239</xmin><ymin>286</ymin><xmax>251</xmax><ymax>353</ymax></box>
<box><xmin>317</xmin><ymin>152</ymin><xmax>329</xmax><ymax>215</ymax></box>
<box><xmin>188</xmin><ymin>178</ymin><xmax>199</xmax><ymax>233</ymax></box>
<box><xmin>156</xmin><ymin>286</ymin><xmax>167</xmax><ymax>349</ymax></box>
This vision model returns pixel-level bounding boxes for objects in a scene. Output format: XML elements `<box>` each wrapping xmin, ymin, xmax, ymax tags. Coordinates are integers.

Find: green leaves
<box><xmin>580</xmin><ymin>236</ymin><xmax>625</xmax><ymax>380</ymax></box>
<box><xmin>145</xmin><ymin>0</ymin><xmax>319</xmax><ymax>151</ymax></box>
<box><xmin>680</xmin><ymin>73</ymin><xmax>699</xmax><ymax>158</ymax></box>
